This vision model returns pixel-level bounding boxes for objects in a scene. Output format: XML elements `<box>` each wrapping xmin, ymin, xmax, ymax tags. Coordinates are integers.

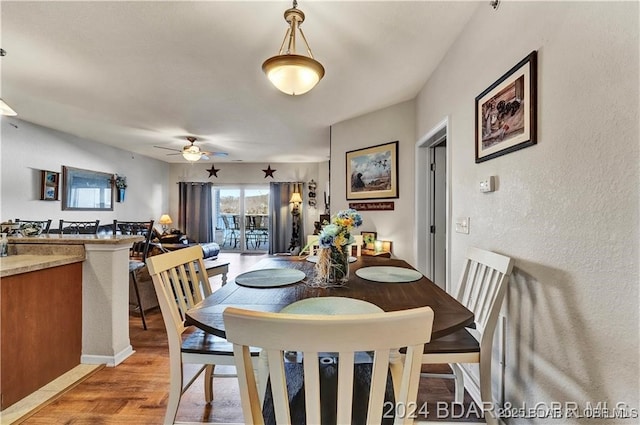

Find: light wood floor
<box><xmin>16</xmin><ymin>253</ymin><xmax>480</xmax><ymax>424</ymax></box>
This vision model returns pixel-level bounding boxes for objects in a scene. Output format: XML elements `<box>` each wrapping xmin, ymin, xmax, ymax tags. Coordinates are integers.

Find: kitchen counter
<box><xmin>0</xmin><ymin>253</ymin><xmax>85</xmax><ymax>278</ymax></box>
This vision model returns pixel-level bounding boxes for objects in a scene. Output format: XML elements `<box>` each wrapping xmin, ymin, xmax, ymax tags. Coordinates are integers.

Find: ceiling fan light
<box><xmin>182</xmin><ymin>146</ymin><xmax>202</xmax><ymax>161</ymax></box>
<box><xmin>0</xmin><ymin>98</ymin><xmax>17</xmax><ymax>116</ymax></box>
<box><xmin>262</xmin><ymin>54</ymin><xmax>324</xmax><ymax>96</ymax></box>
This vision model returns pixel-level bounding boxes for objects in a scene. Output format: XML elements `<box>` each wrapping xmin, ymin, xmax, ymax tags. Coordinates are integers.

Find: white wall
<box><xmin>415</xmin><ymin>1</ymin><xmax>638</xmax><ymax>422</ymax></box>
<box><xmin>168</xmin><ymin>161</ymin><xmax>328</xmax><ymax>237</ymax></box>
<box><xmin>0</xmin><ymin>117</ymin><xmax>169</xmax><ymax>226</ymax></box>
<box><xmin>330</xmin><ymin>100</ymin><xmax>416</xmax><ymax>263</ymax></box>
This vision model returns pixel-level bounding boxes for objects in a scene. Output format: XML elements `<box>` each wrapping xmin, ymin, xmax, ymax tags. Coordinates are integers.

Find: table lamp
<box><xmin>159</xmin><ymin>214</ymin><xmax>173</xmax><ymax>233</ymax></box>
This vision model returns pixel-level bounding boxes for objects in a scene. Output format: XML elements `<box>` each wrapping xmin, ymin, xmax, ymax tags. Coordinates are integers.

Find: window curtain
<box><xmin>268</xmin><ymin>182</ymin><xmax>305</xmax><ymax>255</ymax></box>
<box><xmin>178</xmin><ymin>182</ymin><xmax>214</xmax><ymax>243</ymax></box>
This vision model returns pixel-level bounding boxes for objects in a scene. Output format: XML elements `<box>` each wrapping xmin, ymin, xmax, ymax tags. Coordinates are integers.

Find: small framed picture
<box><xmin>475</xmin><ymin>51</ymin><xmax>537</xmax><ymax>163</ymax></box>
<box><xmin>41</xmin><ymin>170</ymin><xmax>60</xmax><ymax>201</ymax></box>
<box><xmin>361</xmin><ymin>231</ymin><xmax>377</xmax><ymax>250</ymax></box>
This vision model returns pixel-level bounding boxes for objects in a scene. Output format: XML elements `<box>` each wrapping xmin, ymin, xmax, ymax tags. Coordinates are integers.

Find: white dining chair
<box><xmin>414</xmin><ymin>246</ymin><xmax>514</xmax><ymax>425</ymax></box>
<box><xmin>224</xmin><ymin>304</ymin><xmax>434</xmax><ymax>425</ymax></box>
<box><xmin>146</xmin><ymin>246</ymin><xmax>261</xmax><ymax>425</ymax></box>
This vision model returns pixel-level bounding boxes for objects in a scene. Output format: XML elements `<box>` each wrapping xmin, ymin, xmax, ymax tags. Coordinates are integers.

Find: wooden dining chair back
<box><xmin>15</xmin><ymin>219</ymin><xmax>52</xmax><ymax>235</ymax></box>
<box><xmin>146</xmin><ymin>246</ymin><xmax>260</xmax><ymax>425</ymax></box>
<box><xmin>113</xmin><ymin>220</ymin><xmax>155</xmax><ymax>330</ymax></box>
<box><xmin>224</xmin><ymin>305</ymin><xmax>434</xmax><ymax>425</ymax></box>
<box><xmin>418</xmin><ymin>246</ymin><xmax>514</xmax><ymax>425</ymax></box>
<box><xmin>58</xmin><ymin>219</ymin><xmax>100</xmax><ymax>234</ymax></box>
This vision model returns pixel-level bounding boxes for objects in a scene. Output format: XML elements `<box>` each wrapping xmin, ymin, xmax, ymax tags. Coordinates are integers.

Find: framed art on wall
<box><xmin>41</xmin><ymin>170</ymin><xmax>60</xmax><ymax>201</ymax></box>
<box><xmin>475</xmin><ymin>50</ymin><xmax>537</xmax><ymax>163</ymax></box>
<box><xmin>346</xmin><ymin>141</ymin><xmax>398</xmax><ymax>200</ymax></box>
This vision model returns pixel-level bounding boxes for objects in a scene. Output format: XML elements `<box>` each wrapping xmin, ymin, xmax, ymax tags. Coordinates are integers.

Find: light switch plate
<box><xmin>455</xmin><ymin>217</ymin><xmax>470</xmax><ymax>234</ymax></box>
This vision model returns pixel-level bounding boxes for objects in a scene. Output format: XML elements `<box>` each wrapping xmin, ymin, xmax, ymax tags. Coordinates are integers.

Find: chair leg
<box><xmin>164</xmin><ymin>355</ymin><xmax>183</xmax><ymax>425</ymax></box>
<box><xmin>450</xmin><ymin>363</ymin><xmax>465</xmax><ymax>404</ymax></box>
<box><xmin>204</xmin><ymin>364</ymin><xmax>214</xmax><ymax>403</ymax></box>
<box><xmin>479</xmin><ymin>355</ymin><xmax>497</xmax><ymax>425</ymax></box>
<box><xmin>130</xmin><ymin>271</ymin><xmax>147</xmax><ymax>330</ymax></box>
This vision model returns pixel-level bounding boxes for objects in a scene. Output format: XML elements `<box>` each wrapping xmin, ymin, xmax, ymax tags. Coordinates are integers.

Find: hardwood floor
<box><xmin>18</xmin><ymin>253</ymin><xmax>481</xmax><ymax>424</ymax></box>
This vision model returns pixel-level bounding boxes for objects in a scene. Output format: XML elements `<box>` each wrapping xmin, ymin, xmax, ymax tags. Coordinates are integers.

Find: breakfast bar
<box><xmin>3</xmin><ymin>234</ymin><xmax>143</xmax><ymax>368</ymax></box>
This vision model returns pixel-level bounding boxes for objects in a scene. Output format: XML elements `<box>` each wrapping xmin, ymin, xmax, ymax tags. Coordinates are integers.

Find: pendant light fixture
<box><xmin>262</xmin><ymin>0</ymin><xmax>325</xmax><ymax>96</ymax></box>
<box><xmin>0</xmin><ymin>49</ymin><xmax>17</xmax><ymax>116</ymax></box>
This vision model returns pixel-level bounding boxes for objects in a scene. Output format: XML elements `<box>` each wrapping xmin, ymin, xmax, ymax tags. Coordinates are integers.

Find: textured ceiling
<box><xmin>1</xmin><ymin>1</ymin><xmax>479</xmax><ymax>163</ymax></box>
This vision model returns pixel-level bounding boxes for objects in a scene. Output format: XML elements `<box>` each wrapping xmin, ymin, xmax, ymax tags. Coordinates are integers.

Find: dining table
<box><xmin>186</xmin><ymin>255</ymin><xmax>473</xmax><ymax>340</ymax></box>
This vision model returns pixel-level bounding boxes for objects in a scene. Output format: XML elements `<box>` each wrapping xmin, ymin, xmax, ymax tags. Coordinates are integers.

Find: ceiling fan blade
<box><xmin>154</xmin><ymin>145</ymin><xmax>181</xmax><ymax>152</ymax></box>
<box><xmin>200</xmin><ymin>154</ymin><xmax>210</xmax><ymax>161</ymax></box>
<box><xmin>201</xmin><ymin>150</ymin><xmax>228</xmax><ymax>158</ymax></box>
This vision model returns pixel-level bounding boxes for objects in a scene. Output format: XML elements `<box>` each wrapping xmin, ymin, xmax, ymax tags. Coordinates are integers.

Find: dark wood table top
<box><xmin>186</xmin><ymin>256</ymin><xmax>473</xmax><ymax>340</ymax></box>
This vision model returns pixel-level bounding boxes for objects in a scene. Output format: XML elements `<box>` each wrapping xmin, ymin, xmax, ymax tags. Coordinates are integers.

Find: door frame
<box><xmin>414</xmin><ymin>116</ymin><xmax>452</xmax><ymax>291</ymax></box>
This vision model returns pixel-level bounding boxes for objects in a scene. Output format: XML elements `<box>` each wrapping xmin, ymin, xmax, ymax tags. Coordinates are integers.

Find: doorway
<box><xmin>214</xmin><ymin>186</ymin><xmax>270</xmax><ymax>253</ymax></box>
<box><xmin>415</xmin><ymin>118</ymin><xmax>450</xmax><ymax>291</ymax></box>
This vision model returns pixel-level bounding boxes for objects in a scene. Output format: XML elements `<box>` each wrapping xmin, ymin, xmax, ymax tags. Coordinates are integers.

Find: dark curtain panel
<box><xmin>178</xmin><ymin>182</ymin><xmax>214</xmax><ymax>243</ymax></box>
<box><xmin>268</xmin><ymin>182</ymin><xmax>305</xmax><ymax>255</ymax></box>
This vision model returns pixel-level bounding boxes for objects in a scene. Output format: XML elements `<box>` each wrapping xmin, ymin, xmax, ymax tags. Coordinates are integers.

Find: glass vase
<box><xmin>313</xmin><ymin>246</ymin><xmax>350</xmax><ymax>287</ymax></box>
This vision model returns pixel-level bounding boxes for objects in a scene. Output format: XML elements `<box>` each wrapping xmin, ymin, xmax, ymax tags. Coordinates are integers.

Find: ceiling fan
<box><xmin>154</xmin><ymin>136</ymin><xmax>228</xmax><ymax>162</ymax></box>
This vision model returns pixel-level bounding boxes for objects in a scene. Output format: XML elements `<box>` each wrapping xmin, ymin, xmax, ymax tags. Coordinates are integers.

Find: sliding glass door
<box><xmin>214</xmin><ymin>186</ymin><xmax>269</xmax><ymax>252</ymax></box>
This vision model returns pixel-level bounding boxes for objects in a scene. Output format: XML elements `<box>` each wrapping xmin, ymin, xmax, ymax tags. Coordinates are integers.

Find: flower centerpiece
<box><xmin>313</xmin><ymin>208</ymin><xmax>362</xmax><ymax>286</ymax></box>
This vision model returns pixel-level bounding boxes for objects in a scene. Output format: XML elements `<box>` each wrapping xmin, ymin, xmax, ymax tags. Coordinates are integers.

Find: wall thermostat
<box><xmin>480</xmin><ymin>176</ymin><xmax>495</xmax><ymax>193</ymax></box>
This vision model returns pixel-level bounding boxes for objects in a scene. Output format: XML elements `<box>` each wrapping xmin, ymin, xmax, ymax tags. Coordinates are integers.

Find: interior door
<box><xmin>430</xmin><ymin>140</ymin><xmax>447</xmax><ymax>288</ymax></box>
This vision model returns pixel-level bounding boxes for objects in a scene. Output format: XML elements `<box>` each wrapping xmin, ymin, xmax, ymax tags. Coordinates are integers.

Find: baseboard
<box><xmin>81</xmin><ymin>345</ymin><xmax>135</xmax><ymax>367</ymax></box>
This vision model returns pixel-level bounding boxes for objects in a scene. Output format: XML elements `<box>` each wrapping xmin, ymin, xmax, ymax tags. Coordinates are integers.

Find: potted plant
<box><xmin>114</xmin><ymin>174</ymin><xmax>127</xmax><ymax>202</ymax></box>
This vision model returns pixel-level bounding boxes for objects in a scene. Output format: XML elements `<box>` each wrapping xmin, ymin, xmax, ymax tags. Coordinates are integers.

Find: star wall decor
<box><xmin>262</xmin><ymin>165</ymin><xmax>276</xmax><ymax>178</ymax></box>
<box><xmin>206</xmin><ymin>164</ymin><xmax>220</xmax><ymax>178</ymax></box>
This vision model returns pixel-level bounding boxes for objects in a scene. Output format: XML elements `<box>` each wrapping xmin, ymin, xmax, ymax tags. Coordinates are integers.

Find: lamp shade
<box><xmin>159</xmin><ymin>214</ymin><xmax>173</xmax><ymax>225</ymax></box>
<box><xmin>262</xmin><ymin>55</ymin><xmax>325</xmax><ymax>96</ymax></box>
<box><xmin>0</xmin><ymin>99</ymin><xmax>17</xmax><ymax>116</ymax></box>
<box><xmin>289</xmin><ymin>192</ymin><xmax>303</xmax><ymax>204</ymax></box>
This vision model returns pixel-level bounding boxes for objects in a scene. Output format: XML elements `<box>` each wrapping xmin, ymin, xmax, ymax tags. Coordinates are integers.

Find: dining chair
<box><xmin>413</xmin><ymin>246</ymin><xmax>514</xmax><ymax>425</ymax></box>
<box><xmin>58</xmin><ymin>219</ymin><xmax>100</xmax><ymax>234</ymax></box>
<box><xmin>146</xmin><ymin>245</ymin><xmax>261</xmax><ymax>425</ymax></box>
<box><xmin>15</xmin><ymin>218</ymin><xmax>52</xmax><ymax>235</ymax></box>
<box><xmin>224</xmin><ymin>304</ymin><xmax>434</xmax><ymax>425</ymax></box>
<box><xmin>113</xmin><ymin>220</ymin><xmax>155</xmax><ymax>330</ymax></box>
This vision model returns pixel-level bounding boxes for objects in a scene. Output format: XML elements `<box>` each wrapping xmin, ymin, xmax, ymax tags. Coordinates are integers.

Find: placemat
<box><xmin>235</xmin><ymin>268</ymin><xmax>306</xmax><ymax>288</ymax></box>
<box><xmin>305</xmin><ymin>255</ymin><xmax>357</xmax><ymax>264</ymax></box>
<box><xmin>280</xmin><ymin>296</ymin><xmax>383</xmax><ymax>315</ymax></box>
<box><xmin>355</xmin><ymin>266</ymin><xmax>423</xmax><ymax>283</ymax></box>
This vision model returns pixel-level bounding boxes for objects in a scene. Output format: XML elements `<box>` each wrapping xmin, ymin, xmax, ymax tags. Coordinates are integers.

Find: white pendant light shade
<box><xmin>263</xmin><ymin>1</ymin><xmax>324</xmax><ymax>96</ymax></box>
<box><xmin>0</xmin><ymin>99</ymin><xmax>17</xmax><ymax>116</ymax></box>
<box><xmin>263</xmin><ymin>54</ymin><xmax>324</xmax><ymax>96</ymax></box>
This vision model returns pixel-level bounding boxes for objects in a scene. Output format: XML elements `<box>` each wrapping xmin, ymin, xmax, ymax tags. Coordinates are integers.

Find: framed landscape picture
<box><xmin>41</xmin><ymin>170</ymin><xmax>59</xmax><ymax>201</ymax></box>
<box><xmin>475</xmin><ymin>50</ymin><xmax>537</xmax><ymax>163</ymax></box>
<box><xmin>346</xmin><ymin>141</ymin><xmax>398</xmax><ymax>200</ymax></box>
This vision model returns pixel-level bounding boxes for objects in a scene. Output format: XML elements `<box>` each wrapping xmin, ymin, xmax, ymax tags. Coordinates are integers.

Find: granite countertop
<box><xmin>8</xmin><ymin>234</ymin><xmax>143</xmax><ymax>245</ymax></box>
<box><xmin>0</xmin><ymin>254</ymin><xmax>86</xmax><ymax>278</ymax></box>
